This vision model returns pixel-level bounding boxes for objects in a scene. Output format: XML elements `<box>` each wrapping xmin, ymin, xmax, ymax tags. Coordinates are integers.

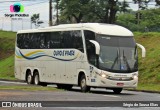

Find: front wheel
<box><xmin>113</xmin><ymin>88</ymin><xmax>123</xmax><ymax>94</ymax></box>
<box><xmin>80</xmin><ymin>75</ymin><xmax>90</xmax><ymax>92</ymax></box>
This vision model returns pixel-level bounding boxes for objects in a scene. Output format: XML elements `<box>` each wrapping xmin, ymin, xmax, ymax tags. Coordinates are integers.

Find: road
<box><xmin>0</xmin><ymin>80</ymin><xmax>160</xmax><ymax>110</ymax></box>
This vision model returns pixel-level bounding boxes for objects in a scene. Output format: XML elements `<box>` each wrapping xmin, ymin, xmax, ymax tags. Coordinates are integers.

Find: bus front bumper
<box><xmin>90</xmin><ymin>75</ymin><xmax>138</xmax><ymax>88</ymax></box>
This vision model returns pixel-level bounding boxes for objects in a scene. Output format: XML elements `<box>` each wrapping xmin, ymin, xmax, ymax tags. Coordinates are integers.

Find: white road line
<box><xmin>0</xmin><ymin>81</ymin><xmax>26</xmax><ymax>85</ymax></box>
<box><xmin>102</xmin><ymin>95</ymin><xmax>120</xmax><ymax>98</ymax></box>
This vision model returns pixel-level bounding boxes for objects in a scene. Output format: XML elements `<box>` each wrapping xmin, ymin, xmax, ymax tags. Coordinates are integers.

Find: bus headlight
<box><xmin>101</xmin><ymin>74</ymin><xmax>106</xmax><ymax>78</ymax></box>
<box><xmin>132</xmin><ymin>75</ymin><xmax>138</xmax><ymax>80</ymax></box>
<box><xmin>100</xmin><ymin>72</ymin><xmax>108</xmax><ymax>78</ymax></box>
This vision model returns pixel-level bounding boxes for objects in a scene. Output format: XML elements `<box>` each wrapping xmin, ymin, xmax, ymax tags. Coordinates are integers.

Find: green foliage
<box><xmin>116</xmin><ymin>8</ymin><xmax>160</xmax><ymax>32</ymax></box>
<box><xmin>59</xmin><ymin>0</ymin><xmax>91</xmax><ymax>23</ymax></box>
<box><xmin>58</xmin><ymin>0</ymin><xmax>159</xmax><ymax>24</ymax></box>
<box><xmin>59</xmin><ymin>0</ymin><xmax>130</xmax><ymax>24</ymax></box>
<box><xmin>0</xmin><ymin>55</ymin><xmax>15</xmax><ymax>80</ymax></box>
<box><xmin>31</xmin><ymin>14</ymin><xmax>43</xmax><ymax>27</ymax></box>
<box><xmin>31</xmin><ymin>13</ymin><xmax>39</xmax><ymax>24</ymax></box>
<box><xmin>134</xmin><ymin>32</ymin><xmax>160</xmax><ymax>84</ymax></box>
<box><xmin>0</xmin><ymin>31</ymin><xmax>16</xmax><ymax>80</ymax></box>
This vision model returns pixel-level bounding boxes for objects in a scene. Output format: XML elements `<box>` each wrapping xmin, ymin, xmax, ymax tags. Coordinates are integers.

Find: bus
<box><xmin>15</xmin><ymin>23</ymin><xmax>146</xmax><ymax>94</ymax></box>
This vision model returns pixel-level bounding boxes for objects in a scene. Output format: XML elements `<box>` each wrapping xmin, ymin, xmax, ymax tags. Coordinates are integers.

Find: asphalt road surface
<box><xmin>0</xmin><ymin>80</ymin><xmax>160</xmax><ymax>110</ymax></box>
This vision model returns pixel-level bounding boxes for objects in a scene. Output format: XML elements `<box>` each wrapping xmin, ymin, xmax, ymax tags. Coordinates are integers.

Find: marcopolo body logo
<box><xmin>10</xmin><ymin>3</ymin><xmax>24</xmax><ymax>13</ymax></box>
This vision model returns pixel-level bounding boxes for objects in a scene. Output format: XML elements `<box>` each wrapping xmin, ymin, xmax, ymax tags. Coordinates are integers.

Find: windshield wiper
<box><xmin>111</xmin><ymin>48</ymin><xmax>119</xmax><ymax>69</ymax></box>
<box><xmin>123</xmin><ymin>50</ymin><xmax>131</xmax><ymax>71</ymax></box>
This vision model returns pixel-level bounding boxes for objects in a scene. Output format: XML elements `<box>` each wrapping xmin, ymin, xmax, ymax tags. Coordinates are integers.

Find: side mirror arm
<box><xmin>89</xmin><ymin>40</ymin><xmax>100</xmax><ymax>55</ymax></box>
<box><xmin>136</xmin><ymin>43</ymin><xmax>146</xmax><ymax>58</ymax></box>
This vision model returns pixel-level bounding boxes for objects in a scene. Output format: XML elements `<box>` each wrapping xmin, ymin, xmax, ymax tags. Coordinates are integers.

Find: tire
<box><xmin>80</xmin><ymin>75</ymin><xmax>90</xmax><ymax>92</ymax></box>
<box><xmin>26</xmin><ymin>72</ymin><xmax>33</xmax><ymax>84</ymax></box>
<box><xmin>113</xmin><ymin>88</ymin><xmax>123</xmax><ymax>94</ymax></box>
<box><xmin>33</xmin><ymin>72</ymin><xmax>40</xmax><ymax>85</ymax></box>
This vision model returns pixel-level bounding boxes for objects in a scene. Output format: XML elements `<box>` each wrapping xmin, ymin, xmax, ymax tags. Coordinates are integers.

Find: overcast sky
<box><xmin>0</xmin><ymin>0</ymin><xmax>157</xmax><ymax>31</ymax></box>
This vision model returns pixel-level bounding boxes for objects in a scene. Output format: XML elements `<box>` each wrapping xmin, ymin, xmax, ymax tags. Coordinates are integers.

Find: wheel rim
<box><xmin>27</xmin><ymin>74</ymin><xmax>31</xmax><ymax>83</ymax></box>
<box><xmin>34</xmin><ymin>75</ymin><xmax>39</xmax><ymax>85</ymax></box>
<box><xmin>81</xmin><ymin>78</ymin><xmax>86</xmax><ymax>88</ymax></box>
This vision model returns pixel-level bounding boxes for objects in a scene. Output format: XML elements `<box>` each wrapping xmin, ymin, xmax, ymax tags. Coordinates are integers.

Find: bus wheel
<box><xmin>113</xmin><ymin>88</ymin><xmax>123</xmax><ymax>94</ymax></box>
<box><xmin>80</xmin><ymin>75</ymin><xmax>90</xmax><ymax>92</ymax></box>
<box><xmin>33</xmin><ymin>72</ymin><xmax>40</xmax><ymax>85</ymax></box>
<box><xmin>26</xmin><ymin>72</ymin><xmax>33</xmax><ymax>84</ymax></box>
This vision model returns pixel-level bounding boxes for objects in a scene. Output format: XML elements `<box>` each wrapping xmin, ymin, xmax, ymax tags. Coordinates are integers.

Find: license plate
<box><xmin>117</xmin><ymin>83</ymin><xmax>124</xmax><ymax>86</ymax></box>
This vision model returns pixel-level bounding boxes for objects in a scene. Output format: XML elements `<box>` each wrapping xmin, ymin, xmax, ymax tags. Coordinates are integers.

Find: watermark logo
<box><xmin>4</xmin><ymin>2</ymin><xmax>29</xmax><ymax>18</ymax></box>
<box><xmin>2</xmin><ymin>102</ymin><xmax>11</xmax><ymax>107</ymax></box>
<box><xmin>10</xmin><ymin>3</ymin><xmax>24</xmax><ymax>13</ymax></box>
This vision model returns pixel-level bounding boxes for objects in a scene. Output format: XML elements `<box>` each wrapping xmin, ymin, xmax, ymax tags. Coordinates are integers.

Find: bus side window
<box><xmin>72</xmin><ymin>31</ymin><xmax>84</xmax><ymax>52</ymax></box>
<box><xmin>39</xmin><ymin>33</ymin><xmax>46</xmax><ymax>49</ymax></box>
<box><xmin>17</xmin><ymin>34</ymin><xmax>23</xmax><ymax>49</ymax></box>
<box><xmin>84</xmin><ymin>30</ymin><xmax>96</xmax><ymax>66</ymax></box>
<box><xmin>50</xmin><ymin>32</ymin><xmax>61</xmax><ymax>49</ymax></box>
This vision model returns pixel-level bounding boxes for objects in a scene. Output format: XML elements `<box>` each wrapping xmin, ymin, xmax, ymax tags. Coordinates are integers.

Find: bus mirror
<box><xmin>89</xmin><ymin>40</ymin><xmax>100</xmax><ymax>55</ymax></box>
<box><xmin>136</xmin><ymin>43</ymin><xmax>146</xmax><ymax>58</ymax></box>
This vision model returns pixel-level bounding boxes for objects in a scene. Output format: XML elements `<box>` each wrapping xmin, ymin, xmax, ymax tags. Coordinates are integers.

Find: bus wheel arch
<box><xmin>33</xmin><ymin>69</ymin><xmax>40</xmax><ymax>85</ymax></box>
<box><xmin>26</xmin><ymin>69</ymin><xmax>33</xmax><ymax>84</ymax></box>
<box><xmin>78</xmin><ymin>72</ymin><xmax>90</xmax><ymax>92</ymax></box>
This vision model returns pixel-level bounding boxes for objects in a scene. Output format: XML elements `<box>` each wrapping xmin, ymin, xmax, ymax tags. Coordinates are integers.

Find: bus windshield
<box><xmin>96</xmin><ymin>34</ymin><xmax>138</xmax><ymax>73</ymax></box>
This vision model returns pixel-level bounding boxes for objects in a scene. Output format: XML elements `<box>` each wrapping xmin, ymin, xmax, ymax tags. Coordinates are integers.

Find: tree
<box><xmin>116</xmin><ymin>8</ymin><xmax>160</xmax><ymax>32</ymax></box>
<box><xmin>119</xmin><ymin>0</ymin><xmax>129</xmax><ymax>13</ymax></box>
<box><xmin>31</xmin><ymin>14</ymin><xmax>43</xmax><ymax>28</ymax></box>
<box><xmin>59</xmin><ymin>0</ymin><xmax>129</xmax><ymax>24</ymax></box>
<box><xmin>59</xmin><ymin>0</ymin><xmax>91</xmax><ymax>23</ymax></box>
<box><xmin>58</xmin><ymin>0</ymin><xmax>159</xmax><ymax>24</ymax></box>
<box><xmin>53</xmin><ymin>0</ymin><xmax>60</xmax><ymax>25</ymax></box>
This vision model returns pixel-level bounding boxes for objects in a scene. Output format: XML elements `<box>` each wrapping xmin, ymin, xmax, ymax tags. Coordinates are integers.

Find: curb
<box><xmin>125</xmin><ymin>89</ymin><xmax>160</xmax><ymax>94</ymax></box>
<box><xmin>0</xmin><ymin>79</ymin><xmax>25</xmax><ymax>83</ymax></box>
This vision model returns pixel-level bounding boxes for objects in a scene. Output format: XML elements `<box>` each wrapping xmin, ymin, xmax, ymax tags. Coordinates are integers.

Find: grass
<box><xmin>134</xmin><ymin>32</ymin><xmax>160</xmax><ymax>85</ymax></box>
<box><xmin>0</xmin><ymin>30</ymin><xmax>16</xmax><ymax>39</ymax></box>
<box><xmin>136</xmin><ymin>83</ymin><xmax>160</xmax><ymax>92</ymax></box>
<box><xmin>0</xmin><ymin>85</ymin><xmax>59</xmax><ymax>91</ymax></box>
<box><xmin>0</xmin><ymin>55</ymin><xmax>15</xmax><ymax>80</ymax></box>
<box><xmin>0</xmin><ymin>30</ymin><xmax>160</xmax><ymax>92</ymax></box>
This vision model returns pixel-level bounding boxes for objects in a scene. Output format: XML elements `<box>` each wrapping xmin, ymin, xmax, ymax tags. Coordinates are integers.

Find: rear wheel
<box><xmin>26</xmin><ymin>72</ymin><xmax>33</xmax><ymax>84</ymax></box>
<box><xmin>113</xmin><ymin>88</ymin><xmax>123</xmax><ymax>94</ymax></box>
<box><xmin>27</xmin><ymin>73</ymin><xmax>33</xmax><ymax>84</ymax></box>
<box><xmin>80</xmin><ymin>75</ymin><xmax>90</xmax><ymax>92</ymax></box>
<box><xmin>33</xmin><ymin>72</ymin><xmax>40</xmax><ymax>85</ymax></box>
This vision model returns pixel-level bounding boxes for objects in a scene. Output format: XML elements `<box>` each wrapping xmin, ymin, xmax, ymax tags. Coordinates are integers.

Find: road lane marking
<box><xmin>102</xmin><ymin>95</ymin><xmax>120</xmax><ymax>98</ymax></box>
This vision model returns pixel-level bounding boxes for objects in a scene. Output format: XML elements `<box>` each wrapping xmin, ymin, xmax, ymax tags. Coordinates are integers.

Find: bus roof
<box><xmin>17</xmin><ymin>23</ymin><xmax>133</xmax><ymax>36</ymax></box>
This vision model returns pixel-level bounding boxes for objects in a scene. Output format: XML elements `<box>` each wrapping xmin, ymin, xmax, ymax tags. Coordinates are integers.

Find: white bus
<box><xmin>15</xmin><ymin>23</ymin><xmax>146</xmax><ymax>94</ymax></box>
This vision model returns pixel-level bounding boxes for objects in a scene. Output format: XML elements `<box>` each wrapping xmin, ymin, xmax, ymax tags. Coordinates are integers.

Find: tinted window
<box><xmin>17</xmin><ymin>30</ymin><xmax>84</xmax><ymax>52</ymax></box>
<box><xmin>84</xmin><ymin>30</ymin><xmax>96</xmax><ymax>66</ymax></box>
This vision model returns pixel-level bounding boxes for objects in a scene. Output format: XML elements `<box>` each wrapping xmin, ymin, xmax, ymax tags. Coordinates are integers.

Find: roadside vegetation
<box><xmin>0</xmin><ymin>30</ymin><xmax>160</xmax><ymax>91</ymax></box>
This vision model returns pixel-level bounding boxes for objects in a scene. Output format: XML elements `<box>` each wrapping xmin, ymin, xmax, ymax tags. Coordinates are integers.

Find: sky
<box><xmin>0</xmin><ymin>0</ymin><xmax>157</xmax><ymax>32</ymax></box>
